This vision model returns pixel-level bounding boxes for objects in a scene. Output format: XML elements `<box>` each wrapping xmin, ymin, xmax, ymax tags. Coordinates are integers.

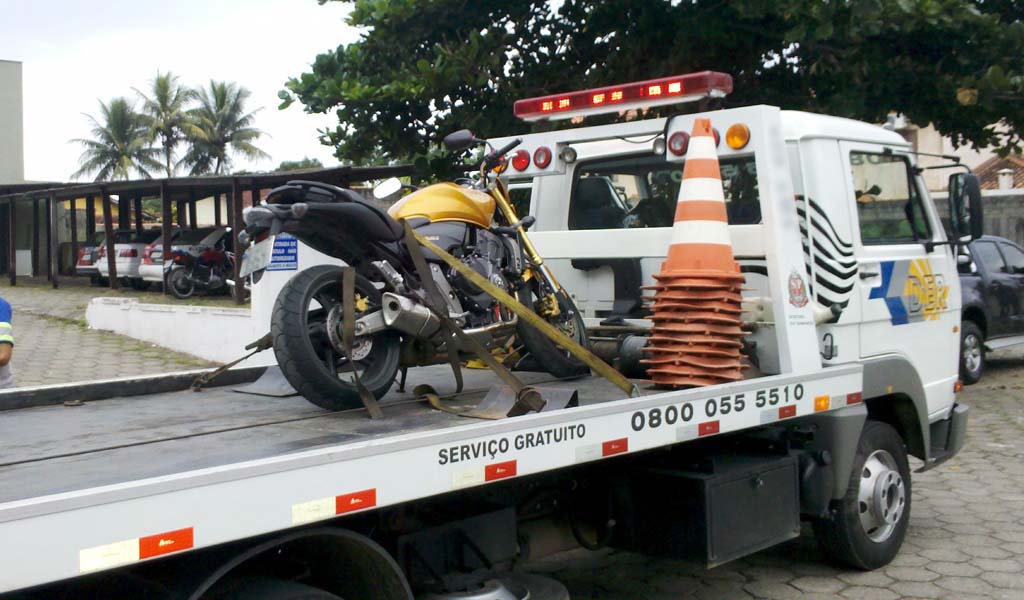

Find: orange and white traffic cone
<box><xmin>642</xmin><ymin>118</ymin><xmax>746</xmax><ymax>388</ymax></box>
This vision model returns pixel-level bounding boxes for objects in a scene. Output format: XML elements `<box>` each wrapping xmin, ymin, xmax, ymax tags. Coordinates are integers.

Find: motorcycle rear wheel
<box><xmin>272</xmin><ymin>265</ymin><xmax>400</xmax><ymax>411</ymax></box>
<box><xmin>516</xmin><ymin>285</ymin><xmax>589</xmax><ymax>379</ymax></box>
<box><xmin>167</xmin><ymin>267</ymin><xmax>195</xmax><ymax>299</ymax></box>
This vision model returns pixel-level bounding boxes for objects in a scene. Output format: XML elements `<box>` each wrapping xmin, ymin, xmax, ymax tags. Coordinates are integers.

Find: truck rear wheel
<box><xmin>814</xmin><ymin>420</ymin><xmax>911</xmax><ymax>570</ymax></box>
<box><xmin>959</xmin><ymin>320</ymin><xmax>984</xmax><ymax>384</ymax></box>
<box><xmin>206</xmin><ymin>577</ymin><xmax>341</xmax><ymax>599</ymax></box>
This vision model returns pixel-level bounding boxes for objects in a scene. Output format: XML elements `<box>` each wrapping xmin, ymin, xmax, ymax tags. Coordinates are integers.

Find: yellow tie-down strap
<box><xmin>410</xmin><ymin>230</ymin><xmax>639</xmax><ymax>398</ymax></box>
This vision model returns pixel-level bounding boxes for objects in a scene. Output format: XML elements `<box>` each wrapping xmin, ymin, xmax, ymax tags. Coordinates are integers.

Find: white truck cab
<box><xmin>489</xmin><ymin>74</ymin><xmax>967</xmax><ymax>471</ymax></box>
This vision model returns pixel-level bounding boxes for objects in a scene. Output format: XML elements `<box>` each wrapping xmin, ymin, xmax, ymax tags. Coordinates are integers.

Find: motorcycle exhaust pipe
<box><xmin>381</xmin><ymin>293</ymin><xmax>442</xmax><ymax>339</ymax></box>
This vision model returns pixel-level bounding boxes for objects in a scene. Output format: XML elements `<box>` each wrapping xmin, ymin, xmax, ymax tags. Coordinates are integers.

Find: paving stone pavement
<box><xmin>528</xmin><ymin>350</ymin><xmax>1024</xmax><ymax>599</ymax></box>
<box><xmin>1</xmin><ymin>284</ymin><xmax>215</xmax><ymax>388</ymax></box>
<box><xmin>0</xmin><ymin>276</ymin><xmax>243</xmax><ymax>323</ymax></box>
<box><xmin>7</xmin><ymin>313</ymin><xmax>213</xmax><ymax>387</ymax></box>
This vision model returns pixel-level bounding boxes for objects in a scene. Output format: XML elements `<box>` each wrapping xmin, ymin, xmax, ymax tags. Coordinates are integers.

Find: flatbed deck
<box><xmin>0</xmin><ymin>367</ymin><xmax>621</xmax><ymax>504</ymax></box>
<box><xmin>0</xmin><ymin>363</ymin><xmax>861</xmax><ymax>593</ymax></box>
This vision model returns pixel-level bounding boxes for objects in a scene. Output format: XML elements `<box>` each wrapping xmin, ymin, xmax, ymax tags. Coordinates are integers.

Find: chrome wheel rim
<box><xmin>963</xmin><ymin>333</ymin><xmax>982</xmax><ymax>374</ymax></box>
<box><xmin>858</xmin><ymin>449</ymin><xmax>906</xmax><ymax>543</ymax></box>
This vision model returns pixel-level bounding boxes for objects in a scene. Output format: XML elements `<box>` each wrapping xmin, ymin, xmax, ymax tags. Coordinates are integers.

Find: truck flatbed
<box><xmin>0</xmin><ymin>368</ymin><xmax>610</xmax><ymax>504</ymax></box>
<box><xmin>0</xmin><ymin>364</ymin><xmax>861</xmax><ymax>593</ymax></box>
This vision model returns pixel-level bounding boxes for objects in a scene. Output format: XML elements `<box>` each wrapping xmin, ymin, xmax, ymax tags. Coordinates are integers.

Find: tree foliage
<box><xmin>180</xmin><ymin>81</ymin><xmax>270</xmax><ymax>176</ymax></box>
<box><xmin>278</xmin><ymin>157</ymin><xmax>324</xmax><ymax>171</ymax></box>
<box><xmin>284</xmin><ymin>0</ymin><xmax>1024</xmax><ymax>168</ymax></box>
<box><xmin>71</xmin><ymin>97</ymin><xmax>162</xmax><ymax>181</ymax></box>
<box><xmin>135</xmin><ymin>71</ymin><xmax>196</xmax><ymax>177</ymax></box>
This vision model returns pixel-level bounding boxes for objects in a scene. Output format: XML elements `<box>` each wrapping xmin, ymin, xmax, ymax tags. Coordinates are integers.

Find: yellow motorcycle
<box><xmin>242</xmin><ymin>130</ymin><xmax>587</xmax><ymax>410</ymax></box>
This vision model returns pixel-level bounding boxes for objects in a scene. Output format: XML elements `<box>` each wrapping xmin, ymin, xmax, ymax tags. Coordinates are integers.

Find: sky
<box><xmin>1</xmin><ymin>0</ymin><xmax>359</xmax><ymax>182</ymax></box>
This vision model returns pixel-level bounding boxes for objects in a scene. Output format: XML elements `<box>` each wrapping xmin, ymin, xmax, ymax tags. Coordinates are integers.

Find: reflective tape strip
<box><xmin>687</xmin><ymin>136</ymin><xmax>718</xmax><ymax>158</ymax></box>
<box><xmin>602</xmin><ymin>434</ymin><xmax>626</xmax><ymax>452</ymax></box>
<box><xmin>0</xmin><ymin>334</ymin><xmax>12</xmax><ymax>344</ymax></box>
<box><xmin>79</xmin><ymin>527</ymin><xmax>193</xmax><ymax>573</ymax></box>
<box><xmin>292</xmin><ymin>489</ymin><xmax>377</xmax><ymax>525</ymax></box>
<box><xmin>681</xmin><ymin>157</ymin><xmax>721</xmax><ymax>179</ymax></box>
<box><xmin>674</xmin><ymin>200</ymin><xmax>728</xmax><ymax>223</ymax></box>
<box><xmin>678</xmin><ymin>177</ymin><xmax>725</xmax><ymax>202</ymax></box>
<box><xmin>669</xmin><ymin>220</ymin><xmax>732</xmax><ymax>245</ymax></box>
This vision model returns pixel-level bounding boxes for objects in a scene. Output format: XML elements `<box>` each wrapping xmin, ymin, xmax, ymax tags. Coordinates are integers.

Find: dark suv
<box><xmin>959</xmin><ymin>235</ymin><xmax>1024</xmax><ymax>383</ymax></box>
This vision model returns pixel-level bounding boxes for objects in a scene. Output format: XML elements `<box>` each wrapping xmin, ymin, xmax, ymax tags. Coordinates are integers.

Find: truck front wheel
<box><xmin>960</xmin><ymin>320</ymin><xmax>985</xmax><ymax>385</ymax></box>
<box><xmin>814</xmin><ymin>421</ymin><xmax>911</xmax><ymax>570</ymax></box>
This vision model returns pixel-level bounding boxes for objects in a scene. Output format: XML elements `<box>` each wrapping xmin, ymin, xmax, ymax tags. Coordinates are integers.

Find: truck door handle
<box><xmin>859</xmin><ymin>270</ymin><xmax>880</xmax><ymax>280</ymax></box>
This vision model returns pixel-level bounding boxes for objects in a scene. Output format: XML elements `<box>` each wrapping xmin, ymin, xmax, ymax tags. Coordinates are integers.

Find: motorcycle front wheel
<box><xmin>516</xmin><ymin>284</ymin><xmax>589</xmax><ymax>379</ymax></box>
<box><xmin>167</xmin><ymin>267</ymin><xmax>195</xmax><ymax>299</ymax></box>
<box><xmin>272</xmin><ymin>265</ymin><xmax>400</xmax><ymax>411</ymax></box>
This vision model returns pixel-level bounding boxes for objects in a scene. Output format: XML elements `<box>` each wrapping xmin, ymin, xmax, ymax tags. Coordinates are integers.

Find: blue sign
<box><xmin>268</xmin><ymin>233</ymin><xmax>298</xmax><ymax>271</ymax></box>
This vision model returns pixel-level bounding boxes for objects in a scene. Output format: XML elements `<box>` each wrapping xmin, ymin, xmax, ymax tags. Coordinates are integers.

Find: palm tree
<box><xmin>71</xmin><ymin>97</ymin><xmax>163</xmax><ymax>181</ymax></box>
<box><xmin>135</xmin><ymin>71</ymin><xmax>195</xmax><ymax>177</ymax></box>
<box><xmin>180</xmin><ymin>80</ymin><xmax>269</xmax><ymax>175</ymax></box>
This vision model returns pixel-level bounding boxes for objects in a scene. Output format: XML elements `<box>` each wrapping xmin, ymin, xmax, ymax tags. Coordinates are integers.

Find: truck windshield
<box><xmin>568</xmin><ymin>154</ymin><xmax>760</xmax><ymax>230</ymax></box>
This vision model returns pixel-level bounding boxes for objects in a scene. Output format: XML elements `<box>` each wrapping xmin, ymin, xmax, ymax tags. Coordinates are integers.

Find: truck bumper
<box><xmin>917</xmin><ymin>403</ymin><xmax>969</xmax><ymax>472</ymax></box>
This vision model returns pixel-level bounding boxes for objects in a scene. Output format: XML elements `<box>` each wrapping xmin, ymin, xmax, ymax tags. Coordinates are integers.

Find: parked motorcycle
<box><xmin>240</xmin><ymin>130</ymin><xmax>588</xmax><ymax>411</ymax></box>
<box><xmin>165</xmin><ymin>245</ymin><xmax>235</xmax><ymax>299</ymax></box>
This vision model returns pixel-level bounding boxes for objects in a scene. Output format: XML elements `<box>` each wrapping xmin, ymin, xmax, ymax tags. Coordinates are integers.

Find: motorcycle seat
<box><xmin>268</xmin><ymin>180</ymin><xmax>404</xmax><ymax>242</ymax></box>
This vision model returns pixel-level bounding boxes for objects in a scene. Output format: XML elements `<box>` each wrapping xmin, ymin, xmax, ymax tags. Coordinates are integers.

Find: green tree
<box><xmin>181</xmin><ymin>80</ymin><xmax>269</xmax><ymax>175</ymax></box>
<box><xmin>71</xmin><ymin>97</ymin><xmax>162</xmax><ymax>181</ymax></box>
<box><xmin>135</xmin><ymin>71</ymin><xmax>196</xmax><ymax>177</ymax></box>
<box><xmin>278</xmin><ymin>157</ymin><xmax>324</xmax><ymax>171</ymax></box>
<box><xmin>284</xmin><ymin>0</ymin><xmax>1024</xmax><ymax>167</ymax></box>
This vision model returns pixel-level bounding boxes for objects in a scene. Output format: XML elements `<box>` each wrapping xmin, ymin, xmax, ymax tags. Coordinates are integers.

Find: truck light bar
<box><xmin>514</xmin><ymin>71</ymin><xmax>732</xmax><ymax>122</ymax></box>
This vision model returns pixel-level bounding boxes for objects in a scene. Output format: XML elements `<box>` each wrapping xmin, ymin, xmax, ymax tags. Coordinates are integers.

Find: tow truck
<box><xmin>0</xmin><ymin>71</ymin><xmax>977</xmax><ymax>599</ymax></box>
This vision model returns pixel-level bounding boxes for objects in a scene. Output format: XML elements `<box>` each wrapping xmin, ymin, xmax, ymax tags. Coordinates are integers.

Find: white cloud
<box><xmin>3</xmin><ymin>0</ymin><xmax>360</xmax><ymax>182</ymax></box>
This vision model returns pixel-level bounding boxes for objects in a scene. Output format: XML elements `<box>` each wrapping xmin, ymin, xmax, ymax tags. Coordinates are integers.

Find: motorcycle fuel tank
<box><xmin>388</xmin><ymin>183</ymin><xmax>495</xmax><ymax>229</ymax></box>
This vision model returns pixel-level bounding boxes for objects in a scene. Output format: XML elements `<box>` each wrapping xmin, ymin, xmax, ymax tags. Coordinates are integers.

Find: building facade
<box><xmin>0</xmin><ymin>60</ymin><xmax>25</xmax><ymax>185</ymax></box>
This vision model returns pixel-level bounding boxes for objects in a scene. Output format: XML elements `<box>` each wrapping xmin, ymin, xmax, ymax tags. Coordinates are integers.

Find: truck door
<box><xmin>842</xmin><ymin>143</ymin><xmax>958</xmax><ymax>406</ymax></box>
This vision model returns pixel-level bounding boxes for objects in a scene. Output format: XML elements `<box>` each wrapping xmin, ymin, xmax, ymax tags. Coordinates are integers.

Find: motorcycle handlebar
<box><xmin>483</xmin><ymin>138</ymin><xmax>523</xmax><ymax>170</ymax></box>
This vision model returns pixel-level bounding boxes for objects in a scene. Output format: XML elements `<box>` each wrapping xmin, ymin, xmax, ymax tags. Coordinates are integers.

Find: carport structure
<box><xmin>0</xmin><ymin>165</ymin><xmax>414</xmax><ymax>302</ymax></box>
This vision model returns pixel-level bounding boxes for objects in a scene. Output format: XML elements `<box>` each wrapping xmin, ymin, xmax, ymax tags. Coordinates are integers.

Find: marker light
<box><xmin>652</xmin><ymin>137</ymin><xmax>666</xmax><ymax>155</ymax></box>
<box><xmin>511</xmin><ymin>149</ymin><xmax>531</xmax><ymax>171</ymax></box>
<box><xmin>514</xmin><ymin>71</ymin><xmax>733</xmax><ymax>122</ymax></box>
<box><xmin>668</xmin><ymin>131</ymin><xmax>690</xmax><ymax>156</ymax></box>
<box><xmin>533</xmin><ymin>146</ymin><xmax>552</xmax><ymax>169</ymax></box>
<box><xmin>726</xmin><ymin>123</ymin><xmax>750</xmax><ymax>149</ymax></box>
<box><xmin>560</xmin><ymin>146</ymin><xmax>578</xmax><ymax>164</ymax></box>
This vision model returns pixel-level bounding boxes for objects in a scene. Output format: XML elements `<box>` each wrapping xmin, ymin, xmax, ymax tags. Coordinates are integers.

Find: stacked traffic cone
<box><xmin>642</xmin><ymin>118</ymin><xmax>745</xmax><ymax>388</ymax></box>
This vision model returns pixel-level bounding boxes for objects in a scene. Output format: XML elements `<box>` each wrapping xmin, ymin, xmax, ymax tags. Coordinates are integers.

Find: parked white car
<box><xmin>96</xmin><ymin>229</ymin><xmax>161</xmax><ymax>289</ymax></box>
<box><xmin>139</xmin><ymin>227</ymin><xmax>230</xmax><ymax>284</ymax></box>
<box><xmin>75</xmin><ymin>231</ymin><xmax>107</xmax><ymax>283</ymax></box>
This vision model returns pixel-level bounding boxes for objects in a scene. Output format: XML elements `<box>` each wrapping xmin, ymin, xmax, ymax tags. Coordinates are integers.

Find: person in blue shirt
<box><xmin>0</xmin><ymin>297</ymin><xmax>13</xmax><ymax>389</ymax></box>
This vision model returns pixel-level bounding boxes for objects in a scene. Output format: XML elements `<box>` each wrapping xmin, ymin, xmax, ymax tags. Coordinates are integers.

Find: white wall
<box><xmin>86</xmin><ymin>298</ymin><xmax>274</xmax><ymax>367</ymax></box>
<box><xmin>0</xmin><ymin>60</ymin><xmax>25</xmax><ymax>184</ymax></box>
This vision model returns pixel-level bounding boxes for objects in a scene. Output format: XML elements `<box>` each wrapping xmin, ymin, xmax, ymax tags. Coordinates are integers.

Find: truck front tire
<box><xmin>814</xmin><ymin>420</ymin><xmax>911</xmax><ymax>570</ymax></box>
<box><xmin>959</xmin><ymin>320</ymin><xmax>984</xmax><ymax>385</ymax></box>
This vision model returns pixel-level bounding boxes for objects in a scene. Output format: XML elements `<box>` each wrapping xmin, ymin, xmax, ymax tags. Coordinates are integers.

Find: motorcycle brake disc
<box><xmin>326</xmin><ymin>303</ymin><xmax>373</xmax><ymax>361</ymax></box>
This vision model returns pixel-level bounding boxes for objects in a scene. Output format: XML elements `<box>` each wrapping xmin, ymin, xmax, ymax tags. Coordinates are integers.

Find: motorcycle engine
<box><xmin>449</xmin><ymin>229</ymin><xmax>511</xmax><ymax>325</ymax></box>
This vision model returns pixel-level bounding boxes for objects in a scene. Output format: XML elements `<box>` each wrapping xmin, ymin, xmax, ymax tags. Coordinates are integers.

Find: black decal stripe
<box><xmin>806</xmin><ymin>199</ymin><xmax>854</xmax><ymax>252</ymax></box>
<box><xmin>813</xmin><ymin>255</ymin><xmax>857</xmax><ymax>279</ymax></box>
<box><xmin>814</xmin><ymin>274</ymin><xmax>854</xmax><ymax>295</ymax></box>
<box><xmin>811</xmin><ymin>238</ymin><xmax>857</xmax><ymax>269</ymax></box>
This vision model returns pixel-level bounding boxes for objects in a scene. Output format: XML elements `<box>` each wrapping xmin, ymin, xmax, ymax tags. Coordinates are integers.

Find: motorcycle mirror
<box><xmin>443</xmin><ymin>129</ymin><xmax>481</xmax><ymax>152</ymax></box>
<box><xmin>373</xmin><ymin>177</ymin><xmax>404</xmax><ymax>200</ymax></box>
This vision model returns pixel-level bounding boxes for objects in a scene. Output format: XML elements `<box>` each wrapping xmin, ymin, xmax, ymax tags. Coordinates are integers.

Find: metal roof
<box><xmin>0</xmin><ymin>164</ymin><xmax>415</xmax><ymax>203</ymax></box>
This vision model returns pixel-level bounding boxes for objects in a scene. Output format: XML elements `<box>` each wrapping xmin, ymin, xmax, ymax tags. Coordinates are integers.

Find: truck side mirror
<box><xmin>443</xmin><ymin>129</ymin><xmax>482</xmax><ymax>152</ymax></box>
<box><xmin>948</xmin><ymin>172</ymin><xmax>983</xmax><ymax>243</ymax></box>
